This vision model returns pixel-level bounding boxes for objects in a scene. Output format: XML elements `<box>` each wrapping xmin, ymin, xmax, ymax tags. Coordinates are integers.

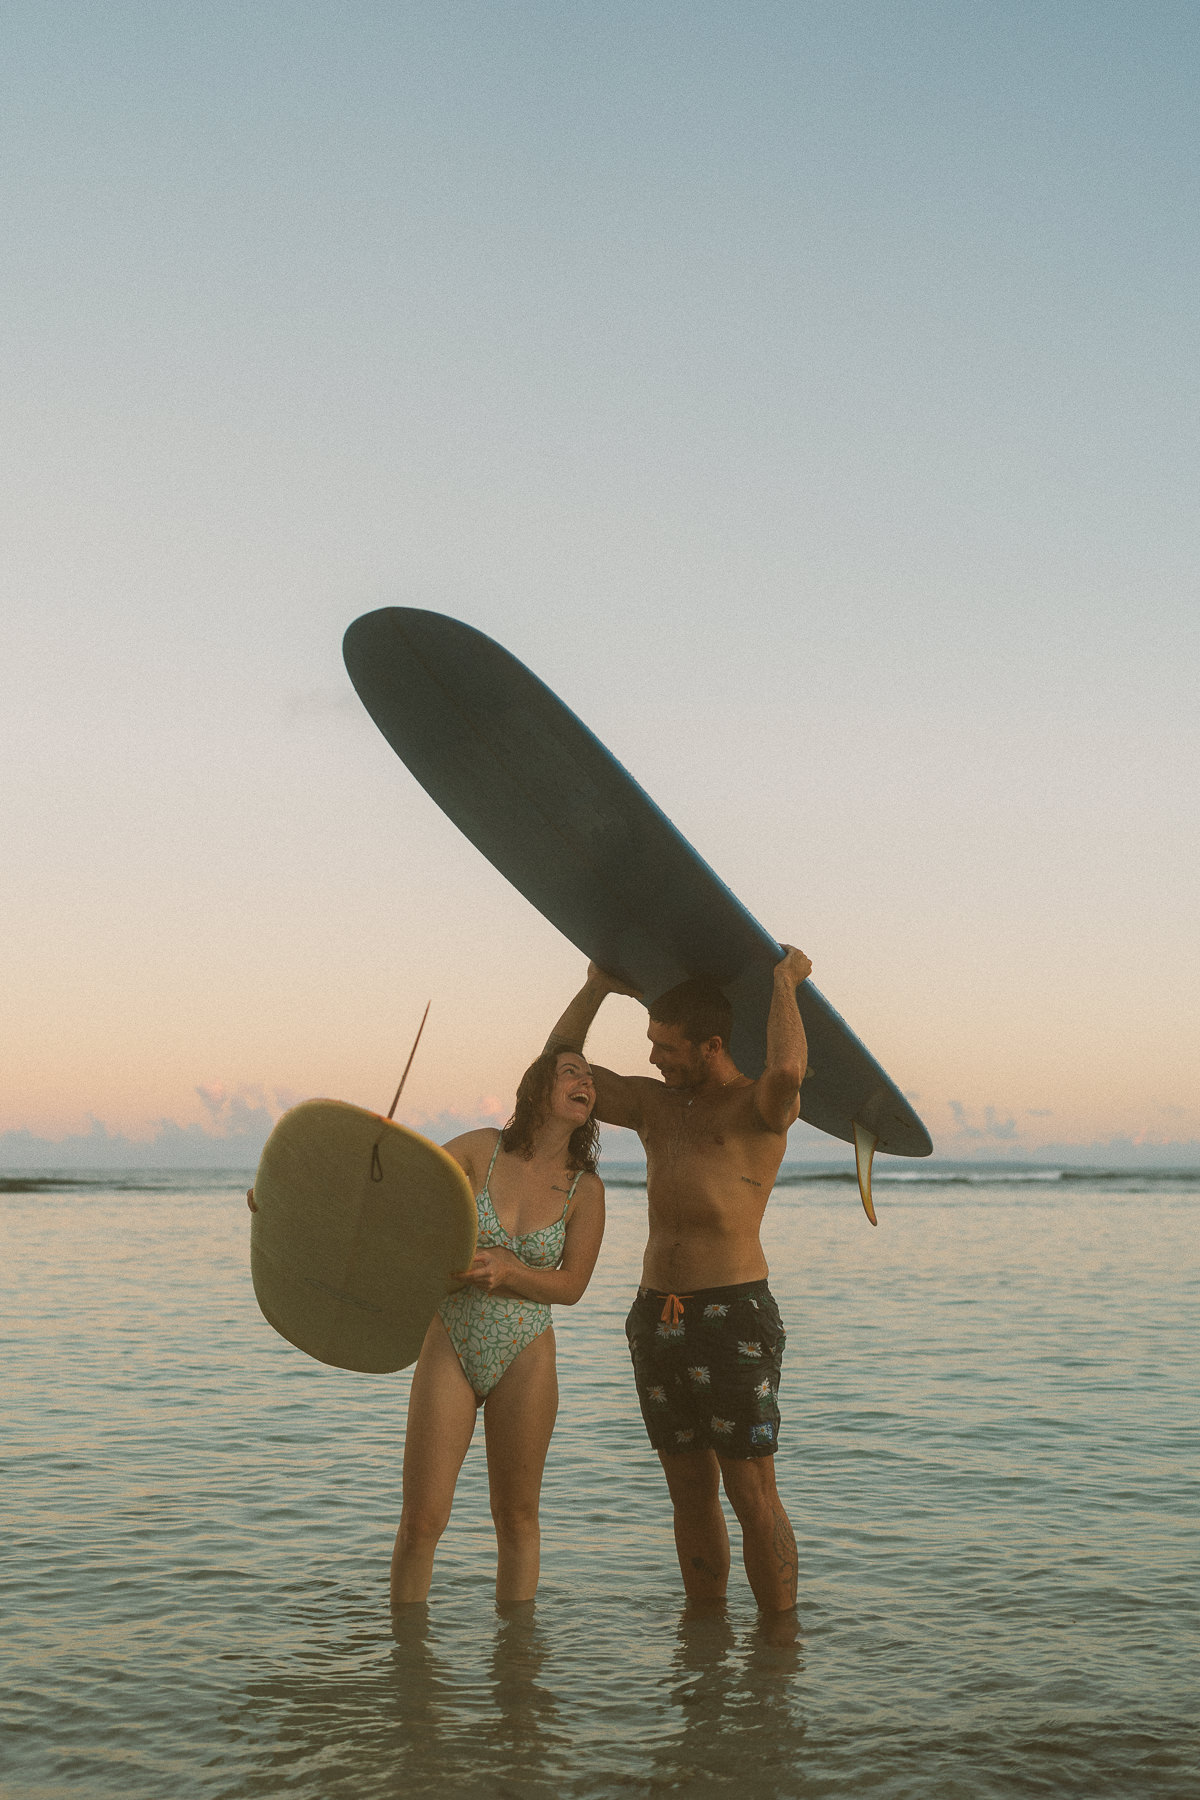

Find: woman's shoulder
<box><xmin>441</xmin><ymin>1125</ymin><xmax>502</xmax><ymax>1186</ymax></box>
<box><xmin>569</xmin><ymin>1168</ymin><xmax>605</xmax><ymax>1207</ymax></box>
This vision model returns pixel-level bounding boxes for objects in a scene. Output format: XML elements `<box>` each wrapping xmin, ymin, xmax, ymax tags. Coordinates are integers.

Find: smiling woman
<box><xmin>390</xmin><ymin>1051</ymin><xmax>606</xmax><ymax>1611</ymax></box>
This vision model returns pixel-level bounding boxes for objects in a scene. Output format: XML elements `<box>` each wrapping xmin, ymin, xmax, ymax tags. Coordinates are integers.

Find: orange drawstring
<box><xmin>659</xmin><ymin>1293</ymin><xmax>693</xmax><ymax>1326</ymax></box>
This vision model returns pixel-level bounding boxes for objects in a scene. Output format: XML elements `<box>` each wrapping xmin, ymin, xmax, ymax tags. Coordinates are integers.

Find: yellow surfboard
<box><xmin>250</xmin><ymin>1100</ymin><xmax>477</xmax><ymax>1374</ymax></box>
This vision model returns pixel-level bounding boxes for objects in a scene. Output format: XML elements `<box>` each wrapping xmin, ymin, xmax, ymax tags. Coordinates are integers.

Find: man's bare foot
<box><xmin>755</xmin><ymin>1607</ymin><xmax>801</xmax><ymax>1650</ymax></box>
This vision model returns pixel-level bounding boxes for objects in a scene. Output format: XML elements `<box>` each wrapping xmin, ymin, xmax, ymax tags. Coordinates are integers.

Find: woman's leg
<box><xmin>481</xmin><ymin>1327</ymin><xmax>559</xmax><ymax>1605</ymax></box>
<box><xmin>391</xmin><ymin>1316</ymin><xmax>479</xmax><ymax>1607</ymax></box>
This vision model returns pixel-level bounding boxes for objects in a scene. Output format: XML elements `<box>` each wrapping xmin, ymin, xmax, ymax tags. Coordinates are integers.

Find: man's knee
<box><xmin>720</xmin><ymin>1457</ymin><xmax>785</xmax><ymax>1526</ymax></box>
<box><xmin>660</xmin><ymin>1451</ymin><xmax>722</xmax><ymax>1516</ymax></box>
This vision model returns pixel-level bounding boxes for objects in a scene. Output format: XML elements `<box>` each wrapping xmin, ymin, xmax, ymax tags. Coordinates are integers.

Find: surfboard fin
<box><xmin>852</xmin><ymin>1122</ymin><xmax>878</xmax><ymax>1226</ymax></box>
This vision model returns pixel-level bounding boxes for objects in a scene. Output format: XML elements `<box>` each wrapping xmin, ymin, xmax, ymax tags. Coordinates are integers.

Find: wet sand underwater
<box><xmin>3</xmin><ymin>1165</ymin><xmax>1197</xmax><ymax>1798</ymax></box>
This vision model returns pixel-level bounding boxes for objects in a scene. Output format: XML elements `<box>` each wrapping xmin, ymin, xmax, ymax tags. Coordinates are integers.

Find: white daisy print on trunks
<box><xmin>737</xmin><ymin>1340</ymin><xmax>762</xmax><ymax>1361</ymax></box>
<box><xmin>703</xmin><ymin>1303</ymin><xmax>729</xmax><ymax>1320</ymax></box>
<box><xmin>674</xmin><ymin>1428</ymin><xmax>695</xmax><ymax>1446</ymax></box>
<box><xmin>687</xmin><ymin>1366</ymin><xmax>711</xmax><ymax>1386</ymax></box>
<box><xmin>710</xmin><ymin>1416</ymin><xmax>735</xmax><ymax>1437</ymax></box>
<box><xmin>647</xmin><ymin>1385</ymin><xmax>668</xmax><ymax>1406</ymax></box>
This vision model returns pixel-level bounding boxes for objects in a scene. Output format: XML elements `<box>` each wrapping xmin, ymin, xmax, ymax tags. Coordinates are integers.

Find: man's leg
<box><xmin>658</xmin><ymin>1449</ymin><xmax>731</xmax><ymax>1601</ymax></box>
<box><xmin>718</xmin><ymin>1454</ymin><xmax>797</xmax><ymax>1612</ymax></box>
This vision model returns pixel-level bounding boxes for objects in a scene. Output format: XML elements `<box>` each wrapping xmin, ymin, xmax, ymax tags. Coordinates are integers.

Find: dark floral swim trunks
<box><xmin>625</xmin><ymin>1279</ymin><xmax>787</xmax><ymax>1459</ymax></box>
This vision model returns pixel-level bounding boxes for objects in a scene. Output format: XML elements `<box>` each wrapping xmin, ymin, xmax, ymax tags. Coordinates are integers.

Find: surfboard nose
<box><xmin>344</xmin><ymin>604</ymin><xmax>936</xmax><ymax>1183</ymax></box>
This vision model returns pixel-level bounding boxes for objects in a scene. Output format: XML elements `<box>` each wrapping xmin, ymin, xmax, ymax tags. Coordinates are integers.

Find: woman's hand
<box><xmin>455</xmin><ymin>1247</ymin><xmax>522</xmax><ymax>1293</ymax></box>
<box><xmin>587</xmin><ymin>960</ymin><xmax>643</xmax><ymax>1000</ymax></box>
<box><xmin>246</xmin><ymin>1188</ymin><xmax>258</xmax><ymax>1213</ymax></box>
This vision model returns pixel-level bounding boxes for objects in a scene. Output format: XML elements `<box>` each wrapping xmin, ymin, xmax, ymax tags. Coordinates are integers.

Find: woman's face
<box><xmin>547</xmin><ymin>1052</ymin><xmax>596</xmax><ymax>1127</ymax></box>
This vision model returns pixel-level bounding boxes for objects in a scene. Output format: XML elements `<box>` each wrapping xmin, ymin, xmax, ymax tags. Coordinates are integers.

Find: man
<box><xmin>545</xmin><ymin>944</ymin><xmax>812</xmax><ymax>1615</ymax></box>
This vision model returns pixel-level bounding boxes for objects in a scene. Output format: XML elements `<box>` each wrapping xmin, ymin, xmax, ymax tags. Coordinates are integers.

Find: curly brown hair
<box><xmin>649</xmin><ymin>977</ymin><xmax>733</xmax><ymax>1048</ymax></box>
<box><xmin>500</xmin><ymin>1051</ymin><xmax>600</xmax><ymax>1172</ymax></box>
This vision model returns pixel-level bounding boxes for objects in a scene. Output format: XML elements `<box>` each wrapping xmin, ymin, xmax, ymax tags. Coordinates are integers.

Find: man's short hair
<box><xmin>649</xmin><ymin>978</ymin><xmax>733</xmax><ymax>1049</ymax></box>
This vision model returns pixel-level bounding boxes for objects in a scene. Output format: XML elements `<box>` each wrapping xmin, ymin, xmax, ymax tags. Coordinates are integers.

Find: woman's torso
<box><xmin>437</xmin><ymin>1138</ymin><xmax>580</xmax><ymax>1391</ymax></box>
<box><xmin>476</xmin><ymin>1135</ymin><xmax>580</xmax><ymax>1261</ymax></box>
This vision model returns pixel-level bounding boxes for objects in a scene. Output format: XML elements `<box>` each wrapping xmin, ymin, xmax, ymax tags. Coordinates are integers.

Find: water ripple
<box><xmin>2</xmin><ymin>1175</ymin><xmax>1197</xmax><ymax>1797</ymax></box>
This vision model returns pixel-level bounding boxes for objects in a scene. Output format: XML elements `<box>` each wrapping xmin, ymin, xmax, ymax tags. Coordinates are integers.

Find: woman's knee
<box><xmin>398</xmin><ymin>1501</ymin><xmax>452</xmax><ymax>1547</ymax></box>
<box><xmin>490</xmin><ymin>1499</ymin><xmax>540</xmax><ymax>1542</ymax></box>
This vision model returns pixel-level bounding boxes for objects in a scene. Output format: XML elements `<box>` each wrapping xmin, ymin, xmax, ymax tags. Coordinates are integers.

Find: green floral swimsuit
<box><xmin>439</xmin><ymin>1140</ymin><xmax>581</xmax><ymax>1401</ymax></box>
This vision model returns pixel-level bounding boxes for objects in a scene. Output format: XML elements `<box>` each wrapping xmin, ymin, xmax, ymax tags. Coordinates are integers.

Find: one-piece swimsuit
<box><xmin>438</xmin><ymin>1140</ymin><xmax>581</xmax><ymax>1402</ymax></box>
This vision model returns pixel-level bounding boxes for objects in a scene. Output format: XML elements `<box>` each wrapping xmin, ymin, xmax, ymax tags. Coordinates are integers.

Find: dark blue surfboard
<box><xmin>343</xmin><ymin>608</ymin><xmax>932</xmax><ymax>1174</ymax></box>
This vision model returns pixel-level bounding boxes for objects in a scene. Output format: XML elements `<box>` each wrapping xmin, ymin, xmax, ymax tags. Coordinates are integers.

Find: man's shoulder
<box><xmin>731</xmin><ymin>1075</ymin><xmax>795</xmax><ymax>1132</ymax></box>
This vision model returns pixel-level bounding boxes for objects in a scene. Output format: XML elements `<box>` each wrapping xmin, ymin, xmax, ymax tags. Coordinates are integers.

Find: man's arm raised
<box><xmin>754</xmin><ymin>945</ymin><xmax>812</xmax><ymax>1135</ymax></box>
<box><xmin>545</xmin><ymin>962</ymin><xmax>647</xmax><ymax>1132</ymax></box>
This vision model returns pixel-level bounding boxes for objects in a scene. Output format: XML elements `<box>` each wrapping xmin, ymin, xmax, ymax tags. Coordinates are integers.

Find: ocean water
<box><xmin>2</xmin><ymin>1164</ymin><xmax>1197</xmax><ymax>1799</ymax></box>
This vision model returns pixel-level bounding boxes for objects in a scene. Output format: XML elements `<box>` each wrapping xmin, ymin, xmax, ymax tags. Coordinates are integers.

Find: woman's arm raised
<box><xmin>545</xmin><ymin>963</ymin><xmax>648</xmax><ymax>1132</ymax></box>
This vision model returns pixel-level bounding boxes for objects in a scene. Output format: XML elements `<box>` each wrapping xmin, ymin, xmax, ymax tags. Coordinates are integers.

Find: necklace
<box><xmin>686</xmin><ymin>1075</ymin><xmax>740</xmax><ymax>1108</ymax></box>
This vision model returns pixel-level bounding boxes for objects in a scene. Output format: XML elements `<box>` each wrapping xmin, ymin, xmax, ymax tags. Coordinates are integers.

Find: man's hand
<box><xmin>776</xmin><ymin>945</ymin><xmax>812</xmax><ymax>986</ymax></box>
<box><xmin>587</xmin><ymin>961</ymin><xmax>643</xmax><ymax>1000</ymax></box>
<box><xmin>246</xmin><ymin>1187</ymin><xmax>258</xmax><ymax>1213</ymax></box>
<box><xmin>455</xmin><ymin>1247</ymin><xmax>523</xmax><ymax>1294</ymax></box>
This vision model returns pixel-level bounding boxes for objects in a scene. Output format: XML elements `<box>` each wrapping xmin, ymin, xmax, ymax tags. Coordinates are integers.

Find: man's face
<box><xmin>647</xmin><ymin>1019</ymin><xmax>710</xmax><ymax>1088</ymax></box>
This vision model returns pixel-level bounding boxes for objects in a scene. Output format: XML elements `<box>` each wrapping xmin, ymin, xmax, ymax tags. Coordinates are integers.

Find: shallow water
<box><xmin>3</xmin><ymin>1167</ymin><xmax>1197</xmax><ymax>1798</ymax></box>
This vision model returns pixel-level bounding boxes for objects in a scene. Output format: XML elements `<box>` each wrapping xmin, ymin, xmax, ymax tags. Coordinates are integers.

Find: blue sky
<box><xmin>3</xmin><ymin>3</ymin><xmax>1197</xmax><ymax>1165</ymax></box>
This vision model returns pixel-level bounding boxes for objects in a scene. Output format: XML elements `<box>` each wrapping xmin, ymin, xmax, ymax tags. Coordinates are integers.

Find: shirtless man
<box><xmin>545</xmin><ymin>944</ymin><xmax>812</xmax><ymax>1615</ymax></box>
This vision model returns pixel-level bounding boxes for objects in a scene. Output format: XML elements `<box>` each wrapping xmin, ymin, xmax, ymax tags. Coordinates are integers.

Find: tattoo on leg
<box><xmin>690</xmin><ymin>1555</ymin><xmax>724</xmax><ymax>1582</ymax></box>
<box><xmin>772</xmin><ymin>1506</ymin><xmax>798</xmax><ymax>1605</ymax></box>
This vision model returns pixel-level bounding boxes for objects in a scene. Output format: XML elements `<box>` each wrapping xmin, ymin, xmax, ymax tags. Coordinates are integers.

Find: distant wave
<box><xmin>0</xmin><ymin>1171</ymin><xmax>252</xmax><ymax>1195</ymax></box>
<box><xmin>599</xmin><ymin>1164</ymin><xmax>1200</xmax><ymax>1191</ymax></box>
<box><xmin>773</xmin><ymin>1166</ymin><xmax>1200</xmax><ymax>1188</ymax></box>
<box><xmin>6</xmin><ymin>1164</ymin><xmax>1197</xmax><ymax>1199</ymax></box>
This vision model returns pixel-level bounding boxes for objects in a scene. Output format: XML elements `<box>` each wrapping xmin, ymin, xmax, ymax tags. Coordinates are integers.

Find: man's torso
<box><xmin>634</xmin><ymin>1081</ymin><xmax>789</xmax><ymax>1289</ymax></box>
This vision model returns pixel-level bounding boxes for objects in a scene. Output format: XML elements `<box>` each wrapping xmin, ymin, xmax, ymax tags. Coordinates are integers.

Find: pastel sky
<box><xmin>3</xmin><ymin>2</ymin><xmax>1197</xmax><ymax>1164</ymax></box>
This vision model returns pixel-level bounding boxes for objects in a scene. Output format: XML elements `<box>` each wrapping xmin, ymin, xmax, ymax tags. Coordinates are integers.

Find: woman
<box><xmin>390</xmin><ymin>1048</ymin><xmax>605</xmax><ymax>1608</ymax></box>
